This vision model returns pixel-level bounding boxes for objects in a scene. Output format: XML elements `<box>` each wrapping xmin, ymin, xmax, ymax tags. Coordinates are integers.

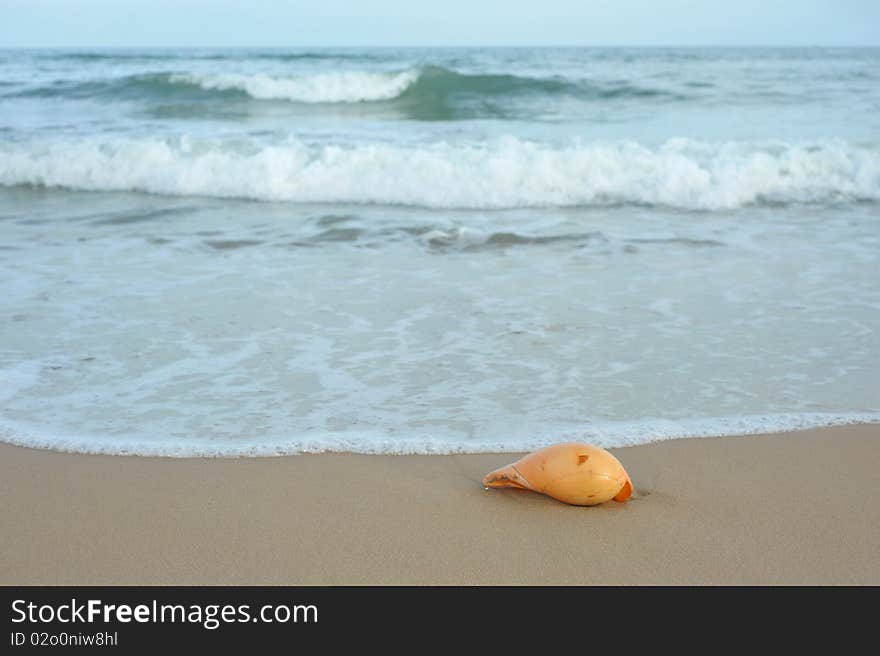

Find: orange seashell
<box><xmin>482</xmin><ymin>442</ymin><xmax>633</xmax><ymax>506</ymax></box>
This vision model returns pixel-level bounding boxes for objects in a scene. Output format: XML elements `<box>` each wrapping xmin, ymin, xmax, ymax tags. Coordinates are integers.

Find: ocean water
<box><xmin>1</xmin><ymin>47</ymin><xmax>878</xmax><ymax>456</ymax></box>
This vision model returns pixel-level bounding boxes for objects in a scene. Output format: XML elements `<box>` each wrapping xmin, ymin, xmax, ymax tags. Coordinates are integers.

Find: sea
<box><xmin>1</xmin><ymin>47</ymin><xmax>878</xmax><ymax>456</ymax></box>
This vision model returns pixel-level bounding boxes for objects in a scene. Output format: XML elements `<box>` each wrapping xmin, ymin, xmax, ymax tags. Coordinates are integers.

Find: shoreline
<box><xmin>2</xmin><ymin>414</ymin><xmax>877</xmax><ymax>457</ymax></box>
<box><xmin>1</xmin><ymin>424</ymin><xmax>878</xmax><ymax>585</ymax></box>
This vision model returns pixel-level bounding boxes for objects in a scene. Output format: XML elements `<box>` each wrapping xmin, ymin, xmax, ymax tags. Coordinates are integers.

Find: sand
<box><xmin>1</xmin><ymin>424</ymin><xmax>878</xmax><ymax>585</ymax></box>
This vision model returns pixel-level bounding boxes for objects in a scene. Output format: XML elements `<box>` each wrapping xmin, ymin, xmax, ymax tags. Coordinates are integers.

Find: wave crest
<box><xmin>170</xmin><ymin>70</ymin><xmax>420</xmax><ymax>103</ymax></box>
<box><xmin>2</xmin><ymin>137</ymin><xmax>878</xmax><ymax>210</ymax></box>
<box><xmin>9</xmin><ymin>66</ymin><xmax>678</xmax><ymax>110</ymax></box>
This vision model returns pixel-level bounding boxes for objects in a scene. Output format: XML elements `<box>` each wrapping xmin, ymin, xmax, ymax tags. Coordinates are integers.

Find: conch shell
<box><xmin>482</xmin><ymin>442</ymin><xmax>633</xmax><ymax>506</ymax></box>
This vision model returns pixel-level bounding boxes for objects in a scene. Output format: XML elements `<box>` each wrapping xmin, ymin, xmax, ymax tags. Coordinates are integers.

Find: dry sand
<box><xmin>1</xmin><ymin>424</ymin><xmax>877</xmax><ymax>585</ymax></box>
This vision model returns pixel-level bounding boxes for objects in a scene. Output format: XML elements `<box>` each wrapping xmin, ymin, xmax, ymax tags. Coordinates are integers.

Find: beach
<box><xmin>1</xmin><ymin>47</ymin><xmax>879</xmax><ymax>587</ymax></box>
<box><xmin>2</xmin><ymin>424</ymin><xmax>877</xmax><ymax>585</ymax></box>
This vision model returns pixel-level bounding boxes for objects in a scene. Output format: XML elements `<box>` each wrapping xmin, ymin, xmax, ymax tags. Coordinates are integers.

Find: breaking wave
<box><xmin>9</xmin><ymin>66</ymin><xmax>679</xmax><ymax>107</ymax></box>
<box><xmin>2</xmin><ymin>136</ymin><xmax>878</xmax><ymax>210</ymax></box>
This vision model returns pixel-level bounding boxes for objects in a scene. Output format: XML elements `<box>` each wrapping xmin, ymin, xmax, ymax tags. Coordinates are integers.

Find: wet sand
<box><xmin>1</xmin><ymin>424</ymin><xmax>877</xmax><ymax>584</ymax></box>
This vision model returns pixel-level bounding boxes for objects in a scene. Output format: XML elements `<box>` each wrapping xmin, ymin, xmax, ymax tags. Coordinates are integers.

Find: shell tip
<box><xmin>482</xmin><ymin>464</ymin><xmax>531</xmax><ymax>491</ymax></box>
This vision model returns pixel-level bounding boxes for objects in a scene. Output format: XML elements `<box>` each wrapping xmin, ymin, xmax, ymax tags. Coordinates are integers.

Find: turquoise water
<box><xmin>1</xmin><ymin>48</ymin><xmax>879</xmax><ymax>455</ymax></box>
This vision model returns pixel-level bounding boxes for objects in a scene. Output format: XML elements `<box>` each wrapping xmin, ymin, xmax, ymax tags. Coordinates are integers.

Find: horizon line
<box><xmin>2</xmin><ymin>43</ymin><xmax>880</xmax><ymax>50</ymax></box>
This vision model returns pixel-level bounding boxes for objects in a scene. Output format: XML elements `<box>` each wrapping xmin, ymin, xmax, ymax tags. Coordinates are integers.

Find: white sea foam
<box><xmin>169</xmin><ymin>69</ymin><xmax>420</xmax><ymax>103</ymax></box>
<box><xmin>0</xmin><ymin>414</ymin><xmax>877</xmax><ymax>457</ymax></box>
<box><xmin>2</xmin><ymin>136</ymin><xmax>878</xmax><ymax>210</ymax></box>
<box><xmin>0</xmin><ymin>361</ymin><xmax>42</xmax><ymax>404</ymax></box>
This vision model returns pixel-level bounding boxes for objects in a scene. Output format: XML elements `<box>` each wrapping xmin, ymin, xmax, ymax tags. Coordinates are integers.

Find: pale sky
<box><xmin>1</xmin><ymin>0</ymin><xmax>878</xmax><ymax>48</ymax></box>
